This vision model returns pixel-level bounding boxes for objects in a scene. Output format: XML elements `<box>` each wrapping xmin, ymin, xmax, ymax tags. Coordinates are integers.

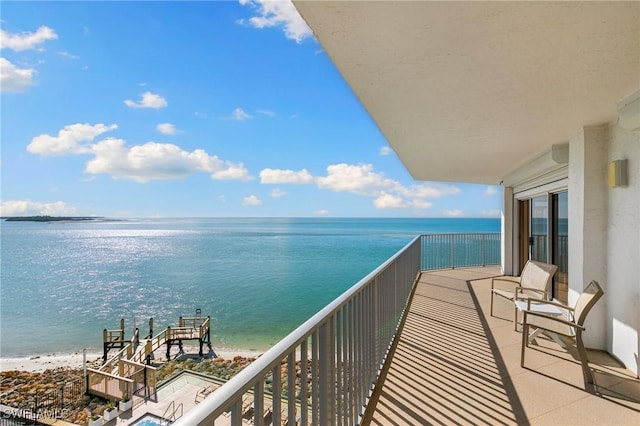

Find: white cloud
<box><xmin>399</xmin><ymin>182</ymin><xmax>461</xmax><ymax>199</ymax></box>
<box><xmin>485</xmin><ymin>186</ymin><xmax>499</xmax><ymax>196</ymax></box>
<box><xmin>270</xmin><ymin>188</ymin><xmax>286</xmax><ymax>198</ymax></box>
<box><xmin>86</xmin><ymin>139</ymin><xmax>250</xmax><ymax>183</ymax></box>
<box><xmin>0</xmin><ymin>58</ymin><xmax>35</xmax><ymax>92</ymax></box>
<box><xmin>27</xmin><ymin>123</ymin><xmax>118</xmax><ymax>156</ymax></box>
<box><xmin>316</xmin><ymin>163</ymin><xmax>399</xmax><ymax>196</ymax></box>
<box><xmin>260</xmin><ymin>168</ymin><xmax>314</xmax><ymax>184</ymax></box>
<box><xmin>157</xmin><ymin>123</ymin><xmax>177</xmax><ymax>135</ymax></box>
<box><xmin>373</xmin><ymin>192</ymin><xmax>433</xmax><ymax>209</ymax></box>
<box><xmin>238</xmin><ymin>0</ymin><xmax>313</xmax><ymax>43</ymax></box>
<box><xmin>379</xmin><ymin>146</ymin><xmax>393</xmax><ymax>156</ymax></box>
<box><xmin>373</xmin><ymin>192</ymin><xmax>407</xmax><ymax>209</ymax></box>
<box><xmin>481</xmin><ymin>209</ymin><xmax>501</xmax><ymax>218</ymax></box>
<box><xmin>257</xmin><ymin>109</ymin><xmax>275</xmax><ymax>117</ymax></box>
<box><xmin>58</xmin><ymin>51</ymin><xmax>79</xmax><ymax>59</ymax></box>
<box><xmin>231</xmin><ymin>107</ymin><xmax>252</xmax><ymax>121</ymax></box>
<box><xmin>242</xmin><ymin>195</ymin><xmax>262</xmax><ymax>206</ymax></box>
<box><xmin>28</xmin><ymin>123</ymin><xmax>250</xmax><ymax>183</ymax></box>
<box><xmin>411</xmin><ymin>199</ymin><xmax>434</xmax><ymax>209</ymax></box>
<box><xmin>211</xmin><ymin>165</ymin><xmax>252</xmax><ymax>181</ymax></box>
<box><xmin>124</xmin><ymin>92</ymin><xmax>168</xmax><ymax>109</ymax></box>
<box><xmin>444</xmin><ymin>209</ymin><xmax>465</xmax><ymax>217</ymax></box>
<box><xmin>314</xmin><ymin>209</ymin><xmax>329</xmax><ymax>216</ymax></box>
<box><xmin>316</xmin><ymin>163</ymin><xmax>459</xmax><ymax>210</ymax></box>
<box><xmin>0</xmin><ymin>200</ymin><xmax>78</xmax><ymax>216</ymax></box>
<box><xmin>0</xmin><ymin>26</ymin><xmax>58</xmax><ymax>51</ymax></box>
<box><xmin>258</xmin><ymin>162</ymin><xmax>460</xmax><ymax>211</ymax></box>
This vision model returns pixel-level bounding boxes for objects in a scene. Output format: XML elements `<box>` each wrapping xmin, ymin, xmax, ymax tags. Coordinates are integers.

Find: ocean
<box><xmin>0</xmin><ymin>217</ymin><xmax>499</xmax><ymax>357</ymax></box>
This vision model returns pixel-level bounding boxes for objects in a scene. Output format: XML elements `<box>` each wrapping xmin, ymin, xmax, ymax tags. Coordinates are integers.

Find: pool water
<box><xmin>130</xmin><ymin>413</ymin><xmax>167</xmax><ymax>426</ymax></box>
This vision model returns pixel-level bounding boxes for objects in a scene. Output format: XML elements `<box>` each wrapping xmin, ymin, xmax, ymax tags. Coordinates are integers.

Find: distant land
<box><xmin>2</xmin><ymin>216</ymin><xmax>105</xmax><ymax>222</ymax></box>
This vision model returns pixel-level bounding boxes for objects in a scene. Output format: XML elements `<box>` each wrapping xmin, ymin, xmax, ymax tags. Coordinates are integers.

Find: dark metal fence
<box><xmin>0</xmin><ymin>377</ymin><xmax>84</xmax><ymax>425</ymax></box>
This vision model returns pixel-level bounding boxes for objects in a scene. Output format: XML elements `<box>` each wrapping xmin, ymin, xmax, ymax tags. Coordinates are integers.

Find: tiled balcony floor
<box><xmin>364</xmin><ymin>267</ymin><xmax>640</xmax><ymax>425</ymax></box>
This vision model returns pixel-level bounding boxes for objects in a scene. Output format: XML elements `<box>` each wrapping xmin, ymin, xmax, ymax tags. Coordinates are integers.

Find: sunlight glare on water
<box><xmin>0</xmin><ymin>217</ymin><xmax>499</xmax><ymax>356</ymax></box>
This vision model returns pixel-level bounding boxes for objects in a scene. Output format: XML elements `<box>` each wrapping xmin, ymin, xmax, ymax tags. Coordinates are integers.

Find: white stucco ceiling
<box><xmin>293</xmin><ymin>1</ymin><xmax>640</xmax><ymax>184</ymax></box>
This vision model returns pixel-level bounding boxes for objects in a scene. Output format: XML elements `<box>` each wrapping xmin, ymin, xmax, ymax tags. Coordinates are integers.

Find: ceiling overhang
<box><xmin>293</xmin><ymin>1</ymin><xmax>640</xmax><ymax>184</ymax></box>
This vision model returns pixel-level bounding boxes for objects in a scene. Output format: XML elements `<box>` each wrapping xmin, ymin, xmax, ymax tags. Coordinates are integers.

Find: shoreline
<box><xmin>0</xmin><ymin>346</ymin><xmax>264</xmax><ymax>373</ymax></box>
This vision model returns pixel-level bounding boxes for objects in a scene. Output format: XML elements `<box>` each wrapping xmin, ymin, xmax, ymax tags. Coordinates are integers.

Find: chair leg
<box><xmin>514</xmin><ymin>305</ymin><xmax>518</xmax><ymax>331</ymax></box>
<box><xmin>575</xmin><ymin>330</ymin><xmax>595</xmax><ymax>387</ymax></box>
<box><xmin>520</xmin><ymin>320</ymin><xmax>529</xmax><ymax>368</ymax></box>
<box><xmin>490</xmin><ymin>291</ymin><xmax>494</xmax><ymax>316</ymax></box>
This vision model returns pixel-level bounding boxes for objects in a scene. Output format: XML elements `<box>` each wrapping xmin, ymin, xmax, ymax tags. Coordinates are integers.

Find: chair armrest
<box><xmin>525</xmin><ymin>298</ymin><xmax>575</xmax><ymax>312</ymax></box>
<box><xmin>522</xmin><ymin>310</ymin><xmax>585</xmax><ymax>330</ymax></box>
<box><xmin>515</xmin><ymin>287</ymin><xmax>550</xmax><ymax>299</ymax></box>
<box><xmin>492</xmin><ymin>276</ymin><xmax>521</xmax><ymax>289</ymax></box>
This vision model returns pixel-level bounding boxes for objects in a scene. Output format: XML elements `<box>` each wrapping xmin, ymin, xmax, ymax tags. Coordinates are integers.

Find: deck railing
<box><xmin>176</xmin><ymin>236</ymin><xmax>422</xmax><ymax>425</ymax></box>
<box><xmin>421</xmin><ymin>233</ymin><xmax>501</xmax><ymax>270</ymax></box>
<box><xmin>174</xmin><ymin>232</ymin><xmax>501</xmax><ymax>426</ymax></box>
<box><xmin>86</xmin><ymin>368</ymin><xmax>134</xmax><ymax>401</ymax></box>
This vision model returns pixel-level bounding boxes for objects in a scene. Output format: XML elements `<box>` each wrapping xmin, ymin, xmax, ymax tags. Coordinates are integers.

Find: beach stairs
<box><xmin>86</xmin><ymin>314</ymin><xmax>213</xmax><ymax>401</ymax></box>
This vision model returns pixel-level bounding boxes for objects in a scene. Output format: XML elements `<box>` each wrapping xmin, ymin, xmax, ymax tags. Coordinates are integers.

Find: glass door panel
<box><xmin>518</xmin><ymin>199</ymin><xmax>530</xmax><ymax>274</ymax></box>
<box><xmin>530</xmin><ymin>196</ymin><xmax>548</xmax><ymax>262</ymax></box>
<box><xmin>552</xmin><ymin>191</ymin><xmax>569</xmax><ymax>303</ymax></box>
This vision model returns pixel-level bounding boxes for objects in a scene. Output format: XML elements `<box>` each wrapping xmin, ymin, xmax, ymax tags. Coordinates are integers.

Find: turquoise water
<box><xmin>0</xmin><ymin>218</ymin><xmax>499</xmax><ymax>357</ymax></box>
<box><xmin>130</xmin><ymin>414</ymin><xmax>165</xmax><ymax>426</ymax></box>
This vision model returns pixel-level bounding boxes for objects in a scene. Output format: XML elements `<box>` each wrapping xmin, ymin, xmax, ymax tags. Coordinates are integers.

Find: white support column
<box><xmin>501</xmin><ymin>186</ymin><xmax>514</xmax><ymax>276</ymax></box>
<box><xmin>568</xmin><ymin>126</ymin><xmax>609</xmax><ymax>349</ymax></box>
<box><xmin>607</xmin><ymin>102</ymin><xmax>640</xmax><ymax>375</ymax></box>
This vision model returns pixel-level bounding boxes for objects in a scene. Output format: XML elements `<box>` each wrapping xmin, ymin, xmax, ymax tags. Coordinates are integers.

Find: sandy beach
<box><xmin>0</xmin><ymin>346</ymin><xmax>263</xmax><ymax>373</ymax></box>
<box><xmin>0</xmin><ymin>345</ymin><xmax>265</xmax><ymax>425</ymax></box>
<box><xmin>0</xmin><ymin>352</ymin><xmax>102</xmax><ymax>372</ymax></box>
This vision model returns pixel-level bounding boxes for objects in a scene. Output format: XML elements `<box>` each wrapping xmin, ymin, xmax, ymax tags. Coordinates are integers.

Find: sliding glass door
<box><xmin>530</xmin><ymin>196</ymin><xmax>549</xmax><ymax>263</ymax></box>
<box><xmin>519</xmin><ymin>190</ymin><xmax>568</xmax><ymax>303</ymax></box>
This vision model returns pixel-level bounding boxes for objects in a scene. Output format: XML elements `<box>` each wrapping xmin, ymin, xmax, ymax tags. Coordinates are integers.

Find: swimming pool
<box><xmin>130</xmin><ymin>413</ymin><xmax>168</xmax><ymax>426</ymax></box>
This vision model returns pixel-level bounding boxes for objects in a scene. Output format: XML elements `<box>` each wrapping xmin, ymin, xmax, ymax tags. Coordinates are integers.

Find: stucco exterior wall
<box><xmin>500</xmin><ymin>97</ymin><xmax>639</xmax><ymax>374</ymax></box>
<box><xmin>607</xmin><ymin>123</ymin><xmax>640</xmax><ymax>375</ymax></box>
<box><xmin>568</xmin><ymin>121</ymin><xmax>639</xmax><ymax>375</ymax></box>
<box><xmin>568</xmin><ymin>126</ymin><xmax>609</xmax><ymax>350</ymax></box>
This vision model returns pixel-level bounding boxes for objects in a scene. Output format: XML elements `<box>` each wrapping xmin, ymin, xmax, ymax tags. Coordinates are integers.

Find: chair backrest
<box><xmin>520</xmin><ymin>260</ymin><xmax>558</xmax><ymax>293</ymax></box>
<box><xmin>574</xmin><ymin>280</ymin><xmax>604</xmax><ymax>326</ymax></box>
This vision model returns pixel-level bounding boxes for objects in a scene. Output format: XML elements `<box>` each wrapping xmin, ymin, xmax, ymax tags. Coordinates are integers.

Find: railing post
<box><xmin>311</xmin><ymin>331</ymin><xmax>319</xmax><ymax>425</ymax></box>
<box><xmin>254</xmin><ymin>380</ymin><xmax>264</xmax><ymax>426</ymax></box>
<box><xmin>482</xmin><ymin>233</ymin><xmax>486</xmax><ymax>266</ymax></box>
<box><xmin>272</xmin><ymin>363</ymin><xmax>281</xmax><ymax>425</ymax></box>
<box><xmin>287</xmin><ymin>352</ymin><xmax>296</xmax><ymax>426</ymax></box>
<box><xmin>319</xmin><ymin>318</ymin><xmax>335</xmax><ymax>425</ymax></box>
<box><xmin>300</xmin><ymin>341</ymin><xmax>308</xmax><ymax>426</ymax></box>
<box><xmin>335</xmin><ymin>309</ymin><xmax>343</xmax><ymax>426</ymax></box>
<box><xmin>450</xmin><ymin>234</ymin><xmax>455</xmax><ymax>269</ymax></box>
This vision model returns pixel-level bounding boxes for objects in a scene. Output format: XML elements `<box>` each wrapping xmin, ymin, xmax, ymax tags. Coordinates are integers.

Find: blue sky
<box><xmin>1</xmin><ymin>1</ymin><xmax>501</xmax><ymax>218</ymax></box>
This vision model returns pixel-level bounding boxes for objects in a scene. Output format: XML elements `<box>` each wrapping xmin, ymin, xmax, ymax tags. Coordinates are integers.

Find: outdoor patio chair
<box><xmin>194</xmin><ymin>385</ymin><xmax>214</xmax><ymax>404</ymax></box>
<box><xmin>490</xmin><ymin>260</ymin><xmax>558</xmax><ymax>330</ymax></box>
<box><xmin>520</xmin><ymin>280</ymin><xmax>604</xmax><ymax>390</ymax></box>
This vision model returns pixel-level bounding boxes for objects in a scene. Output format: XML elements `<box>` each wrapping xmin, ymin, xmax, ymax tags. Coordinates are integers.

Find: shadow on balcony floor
<box><xmin>363</xmin><ymin>266</ymin><xmax>640</xmax><ymax>425</ymax></box>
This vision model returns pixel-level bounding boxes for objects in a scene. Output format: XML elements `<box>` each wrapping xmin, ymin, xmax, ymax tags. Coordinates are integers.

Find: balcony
<box><xmin>363</xmin><ymin>267</ymin><xmax>639</xmax><ymax>425</ymax></box>
<box><xmin>175</xmin><ymin>235</ymin><xmax>639</xmax><ymax>425</ymax></box>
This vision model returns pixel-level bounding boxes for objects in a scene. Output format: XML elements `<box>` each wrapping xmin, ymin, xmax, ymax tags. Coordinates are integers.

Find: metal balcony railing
<box><xmin>421</xmin><ymin>233</ymin><xmax>501</xmax><ymax>270</ymax></box>
<box><xmin>174</xmin><ymin>233</ymin><xmax>500</xmax><ymax>426</ymax></box>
